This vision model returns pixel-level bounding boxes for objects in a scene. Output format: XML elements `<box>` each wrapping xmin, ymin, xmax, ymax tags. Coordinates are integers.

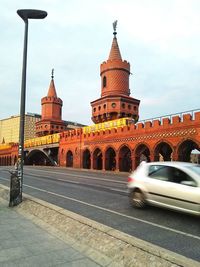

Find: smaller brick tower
<box><xmin>36</xmin><ymin>70</ymin><xmax>66</xmax><ymax>136</ymax></box>
<box><xmin>91</xmin><ymin>21</ymin><xmax>140</xmax><ymax>123</ymax></box>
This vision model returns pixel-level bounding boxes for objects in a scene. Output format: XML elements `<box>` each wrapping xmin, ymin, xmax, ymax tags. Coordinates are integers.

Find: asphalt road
<box><xmin>0</xmin><ymin>166</ymin><xmax>200</xmax><ymax>262</ymax></box>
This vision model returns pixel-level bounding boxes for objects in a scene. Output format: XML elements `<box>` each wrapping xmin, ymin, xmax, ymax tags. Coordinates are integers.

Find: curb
<box><xmin>0</xmin><ymin>184</ymin><xmax>199</xmax><ymax>267</ymax></box>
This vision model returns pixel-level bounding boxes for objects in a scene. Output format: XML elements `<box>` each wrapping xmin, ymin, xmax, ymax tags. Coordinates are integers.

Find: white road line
<box><xmin>25</xmin><ymin>168</ymin><xmax>127</xmax><ymax>184</ymax></box>
<box><xmin>24</xmin><ymin>183</ymin><xmax>200</xmax><ymax>241</ymax></box>
<box><xmin>1</xmin><ymin>175</ymin><xmax>199</xmax><ymax>241</ymax></box>
<box><xmin>56</xmin><ymin>178</ymin><xmax>127</xmax><ymax>193</ymax></box>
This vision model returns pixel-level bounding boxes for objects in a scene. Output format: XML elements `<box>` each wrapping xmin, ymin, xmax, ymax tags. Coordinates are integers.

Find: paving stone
<box><xmin>0</xmin><ymin>197</ymin><xmax>100</xmax><ymax>267</ymax></box>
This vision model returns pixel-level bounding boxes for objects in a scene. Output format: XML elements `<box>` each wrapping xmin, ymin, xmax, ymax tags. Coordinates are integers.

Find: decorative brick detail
<box><xmin>84</xmin><ymin>128</ymin><xmax>197</xmax><ymax>146</ymax></box>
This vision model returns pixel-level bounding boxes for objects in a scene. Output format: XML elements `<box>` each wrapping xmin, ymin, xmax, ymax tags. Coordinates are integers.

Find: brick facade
<box><xmin>58</xmin><ymin>111</ymin><xmax>200</xmax><ymax>171</ymax></box>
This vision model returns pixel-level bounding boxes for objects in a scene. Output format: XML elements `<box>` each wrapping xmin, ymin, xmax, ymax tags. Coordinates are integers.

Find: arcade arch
<box><xmin>154</xmin><ymin>141</ymin><xmax>173</xmax><ymax>161</ymax></box>
<box><xmin>105</xmin><ymin>147</ymin><xmax>116</xmax><ymax>171</ymax></box>
<box><xmin>66</xmin><ymin>150</ymin><xmax>73</xmax><ymax>167</ymax></box>
<box><xmin>119</xmin><ymin>145</ymin><xmax>132</xmax><ymax>172</ymax></box>
<box><xmin>93</xmin><ymin>148</ymin><xmax>103</xmax><ymax>170</ymax></box>
<box><xmin>82</xmin><ymin>149</ymin><xmax>91</xmax><ymax>169</ymax></box>
<box><xmin>134</xmin><ymin>143</ymin><xmax>150</xmax><ymax>168</ymax></box>
<box><xmin>177</xmin><ymin>139</ymin><xmax>200</xmax><ymax>162</ymax></box>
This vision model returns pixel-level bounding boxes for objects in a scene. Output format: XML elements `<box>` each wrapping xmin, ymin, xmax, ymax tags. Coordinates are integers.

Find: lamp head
<box><xmin>17</xmin><ymin>9</ymin><xmax>47</xmax><ymax>21</ymax></box>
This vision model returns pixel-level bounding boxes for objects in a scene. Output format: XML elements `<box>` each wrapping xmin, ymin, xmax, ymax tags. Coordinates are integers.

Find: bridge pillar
<box><xmin>102</xmin><ymin>154</ymin><xmax>105</xmax><ymax>171</ymax></box>
<box><xmin>172</xmin><ymin>150</ymin><xmax>179</xmax><ymax>161</ymax></box>
<box><xmin>115</xmin><ymin>153</ymin><xmax>119</xmax><ymax>172</ymax></box>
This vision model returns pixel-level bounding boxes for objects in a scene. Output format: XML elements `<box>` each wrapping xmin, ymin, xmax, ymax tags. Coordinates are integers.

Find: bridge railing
<box><xmin>0</xmin><ymin>144</ymin><xmax>12</xmax><ymax>151</ymax></box>
<box><xmin>24</xmin><ymin>133</ymin><xmax>60</xmax><ymax>148</ymax></box>
<box><xmin>137</xmin><ymin>108</ymin><xmax>200</xmax><ymax>125</ymax></box>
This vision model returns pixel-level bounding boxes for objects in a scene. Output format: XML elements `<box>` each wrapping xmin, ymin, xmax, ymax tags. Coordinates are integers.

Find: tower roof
<box><xmin>108</xmin><ymin>21</ymin><xmax>122</xmax><ymax>60</ymax></box>
<box><xmin>47</xmin><ymin>69</ymin><xmax>57</xmax><ymax>98</ymax></box>
<box><xmin>108</xmin><ymin>36</ymin><xmax>122</xmax><ymax>61</ymax></box>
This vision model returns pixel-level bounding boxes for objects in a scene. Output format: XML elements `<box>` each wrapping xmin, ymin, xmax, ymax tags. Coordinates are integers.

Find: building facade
<box><xmin>0</xmin><ymin>113</ymin><xmax>41</xmax><ymax>144</ymax></box>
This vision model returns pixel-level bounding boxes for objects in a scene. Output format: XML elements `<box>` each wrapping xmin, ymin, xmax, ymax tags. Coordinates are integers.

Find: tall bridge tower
<box><xmin>36</xmin><ymin>70</ymin><xmax>66</xmax><ymax>136</ymax></box>
<box><xmin>91</xmin><ymin>21</ymin><xmax>140</xmax><ymax>123</ymax></box>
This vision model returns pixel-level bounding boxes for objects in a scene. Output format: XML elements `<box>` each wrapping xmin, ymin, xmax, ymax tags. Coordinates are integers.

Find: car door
<box><xmin>166</xmin><ymin>167</ymin><xmax>200</xmax><ymax>213</ymax></box>
<box><xmin>145</xmin><ymin>165</ymin><xmax>175</xmax><ymax>206</ymax></box>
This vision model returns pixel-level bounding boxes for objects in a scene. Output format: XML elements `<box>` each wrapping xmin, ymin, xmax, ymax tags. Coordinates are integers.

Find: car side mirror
<box><xmin>181</xmin><ymin>181</ymin><xmax>196</xmax><ymax>187</ymax></box>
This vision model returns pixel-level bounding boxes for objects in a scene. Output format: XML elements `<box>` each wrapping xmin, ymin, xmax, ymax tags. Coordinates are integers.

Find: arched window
<box><xmin>103</xmin><ymin>76</ymin><xmax>107</xmax><ymax>88</ymax></box>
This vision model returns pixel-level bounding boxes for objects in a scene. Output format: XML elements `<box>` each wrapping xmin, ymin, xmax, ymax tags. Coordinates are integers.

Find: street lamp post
<box><xmin>9</xmin><ymin>9</ymin><xmax>47</xmax><ymax>207</ymax></box>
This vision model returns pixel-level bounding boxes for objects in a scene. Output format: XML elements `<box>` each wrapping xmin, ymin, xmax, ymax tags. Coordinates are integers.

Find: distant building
<box><xmin>0</xmin><ymin>113</ymin><xmax>41</xmax><ymax>143</ymax></box>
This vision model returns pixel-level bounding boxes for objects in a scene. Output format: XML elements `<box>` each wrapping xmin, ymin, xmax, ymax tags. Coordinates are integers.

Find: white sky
<box><xmin>1</xmin><ymin>0</ymin><xmax>200</xmax><ymax>125</ymax></box>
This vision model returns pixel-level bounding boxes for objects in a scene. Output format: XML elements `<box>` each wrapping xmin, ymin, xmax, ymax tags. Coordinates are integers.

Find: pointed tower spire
<box><xmin>47</xmin><ymin>68</ymin><xmax>57</xmax><ymax>98</ymax></box>
<box><xmin>108</xmin><ymin>20</ymin><xmax>122</xmax><ymax>60</ymax></box>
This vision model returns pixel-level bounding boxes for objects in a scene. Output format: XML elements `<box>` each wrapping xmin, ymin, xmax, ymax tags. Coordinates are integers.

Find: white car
<box><xmin>127</xmin><ymin>161</ymin><xmax>200</xmax><ymax>216</ymax></box>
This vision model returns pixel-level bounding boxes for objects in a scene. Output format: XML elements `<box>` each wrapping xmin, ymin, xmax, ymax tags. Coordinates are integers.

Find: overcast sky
<box><xmin>1</xmin><ymin>0</ymin><xmax>200</xmax><ymax>125</ymax></box>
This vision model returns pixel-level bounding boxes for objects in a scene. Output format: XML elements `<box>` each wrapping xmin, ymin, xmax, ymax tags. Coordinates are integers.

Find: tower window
<box><xmin>103</xmin><ymin>104</ymin><xmax>106</xmax><ymax>109</ymax></box>
<box><xmin>103</xmin><ymin>76</ymin><xmax>107</xmax><ymax>88</ymax></box>
<box><xmin>122</xmin><ymin>103</ymin><xmax>125</xmax><ymax>108</ymax></box>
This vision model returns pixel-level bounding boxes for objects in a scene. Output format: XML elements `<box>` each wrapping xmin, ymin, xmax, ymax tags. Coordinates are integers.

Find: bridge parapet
<box><xmin>60</xmin><ymin>109</ymin><xmax>200</xmax><ymax>142</ymax></box>
<box><xmin>24</xmin><ymin>133</ymin><xmax>60</xmax><ymax>148</ymax></box>
<box><xmin>0</xmin><ymin>144</ymin><xmax>12</xmax><ymax>150</ymax></box>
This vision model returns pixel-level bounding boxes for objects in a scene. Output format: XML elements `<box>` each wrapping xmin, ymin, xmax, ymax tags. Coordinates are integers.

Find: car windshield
<box><xmin>186</xmin><ymin>165</ymin><xmax>200</xmax><ymax>177</ymax></box>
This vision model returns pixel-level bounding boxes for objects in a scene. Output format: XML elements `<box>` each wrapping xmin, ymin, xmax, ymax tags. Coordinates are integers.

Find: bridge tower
<box><xmin>36</xmin><ymin>70</ymin><xmax>66</xmax><ymax>136</ymax></box>
<box><xmin>91</xmin><ymin>21</ymin><xmax>140</xmax><ymax>123</ymax></box>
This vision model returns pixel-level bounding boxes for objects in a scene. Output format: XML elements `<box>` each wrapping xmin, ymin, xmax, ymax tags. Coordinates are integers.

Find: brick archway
<box><xmin>134</xmin><ymin>143</ymin><xmax>150</xmax><ymax>169</ymax></box>
<box><xmin>154</xmin><ymin>141</ymin><xmax>173</xmax><ymax>161</ymax></box>
<box><xmin>105</xmin><ymin>147</ymin><xmax>116</xmax><ymax>171</ymax></box>
<box><xmin>26</xmin><ymin>149</ymin><xmax>54</xmax><ymax>166</ymax></box>
<box><xmin>118</xmin><ymin>145</ymin><xmax>132</xmax><ymax>172</ymax></box>
<box><xmin>178</xmin><ymin>139</ymin><xmax>200</xmax><ymax>162</ymax></box>
<box><xmin>93</xmin><ymin>148</ymin><xmax>102</xmax><ymax>170</ymax></box>
<box><xmin>82</xmin><ymin>149</ymin><xmax>91</xmax><ymax>169</ymax></box>
<box><xmin>66</xmin><ymin>150</ymin><xmax>73</xmax><ymax>167</ymax></box>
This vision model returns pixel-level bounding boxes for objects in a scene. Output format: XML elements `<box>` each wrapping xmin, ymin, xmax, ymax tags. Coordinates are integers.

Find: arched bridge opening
<box><xmin>178</xmin><ymin>139</ymin><xmax>200</xmax><ymax>162</ymax></box>
<box><xmin>25</xmin><ymin>148</ymin><xmax>58</xmax><ymax>166</ymax></box>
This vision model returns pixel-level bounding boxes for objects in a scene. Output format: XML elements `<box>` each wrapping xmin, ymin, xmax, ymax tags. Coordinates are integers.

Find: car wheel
<box><xmin>129</xmin><ymin>189</ymin><xmax>146</xmax><ymax>208</ymax></box>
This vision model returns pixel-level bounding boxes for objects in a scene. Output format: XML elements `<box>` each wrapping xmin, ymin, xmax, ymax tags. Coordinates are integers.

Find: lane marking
<box><xmin>23</xmin><ymin>182</ymin><xmax>200</xmax><ymax>241</ymax></box>
<box><xmin>56</xmin><ymin>178</ymin><xmax>127</xmax><ymax>193</ymax></box>
<box><xmin>1</xmin><ymin>176</ymin><xmax>199</xmax><ymax>241</ymax></box>
<box><xmin>0</xmin><ymin>172</ymin><xmax>126</xmax><ymax>194</ymax></box>
<box><xmin>24</xmin><ymin>168</ymin><xmax>127</xmax><ymax>184</ymax></box>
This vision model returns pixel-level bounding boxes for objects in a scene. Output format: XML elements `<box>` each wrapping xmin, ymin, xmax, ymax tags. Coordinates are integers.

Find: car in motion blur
<box><xmin>128</xmin><ymin>161</ymin><xmax>200</xmax><ymax>216</ymax></box>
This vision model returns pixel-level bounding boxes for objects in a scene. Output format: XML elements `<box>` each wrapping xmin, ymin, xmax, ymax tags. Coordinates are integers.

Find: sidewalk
<box><xmin>0</xmin><ymin>197</ymin><xmax>100</xmax><ymax>267</ymax></box>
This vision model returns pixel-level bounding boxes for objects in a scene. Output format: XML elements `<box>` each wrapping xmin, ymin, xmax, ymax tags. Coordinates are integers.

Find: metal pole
<box><xmin>9</xmin><ymin>9</ymin><xmax>47</xmax><ymax>207</ymax></box>
<box><xmin>18</xmin><ymin>19</ymin><xmax>28</xmax><ymax>203</ymax></box>
<box><xmin>9</xmin><ymin>20</ymin><xmax>28</xmax><ymax>207</ymax></box>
